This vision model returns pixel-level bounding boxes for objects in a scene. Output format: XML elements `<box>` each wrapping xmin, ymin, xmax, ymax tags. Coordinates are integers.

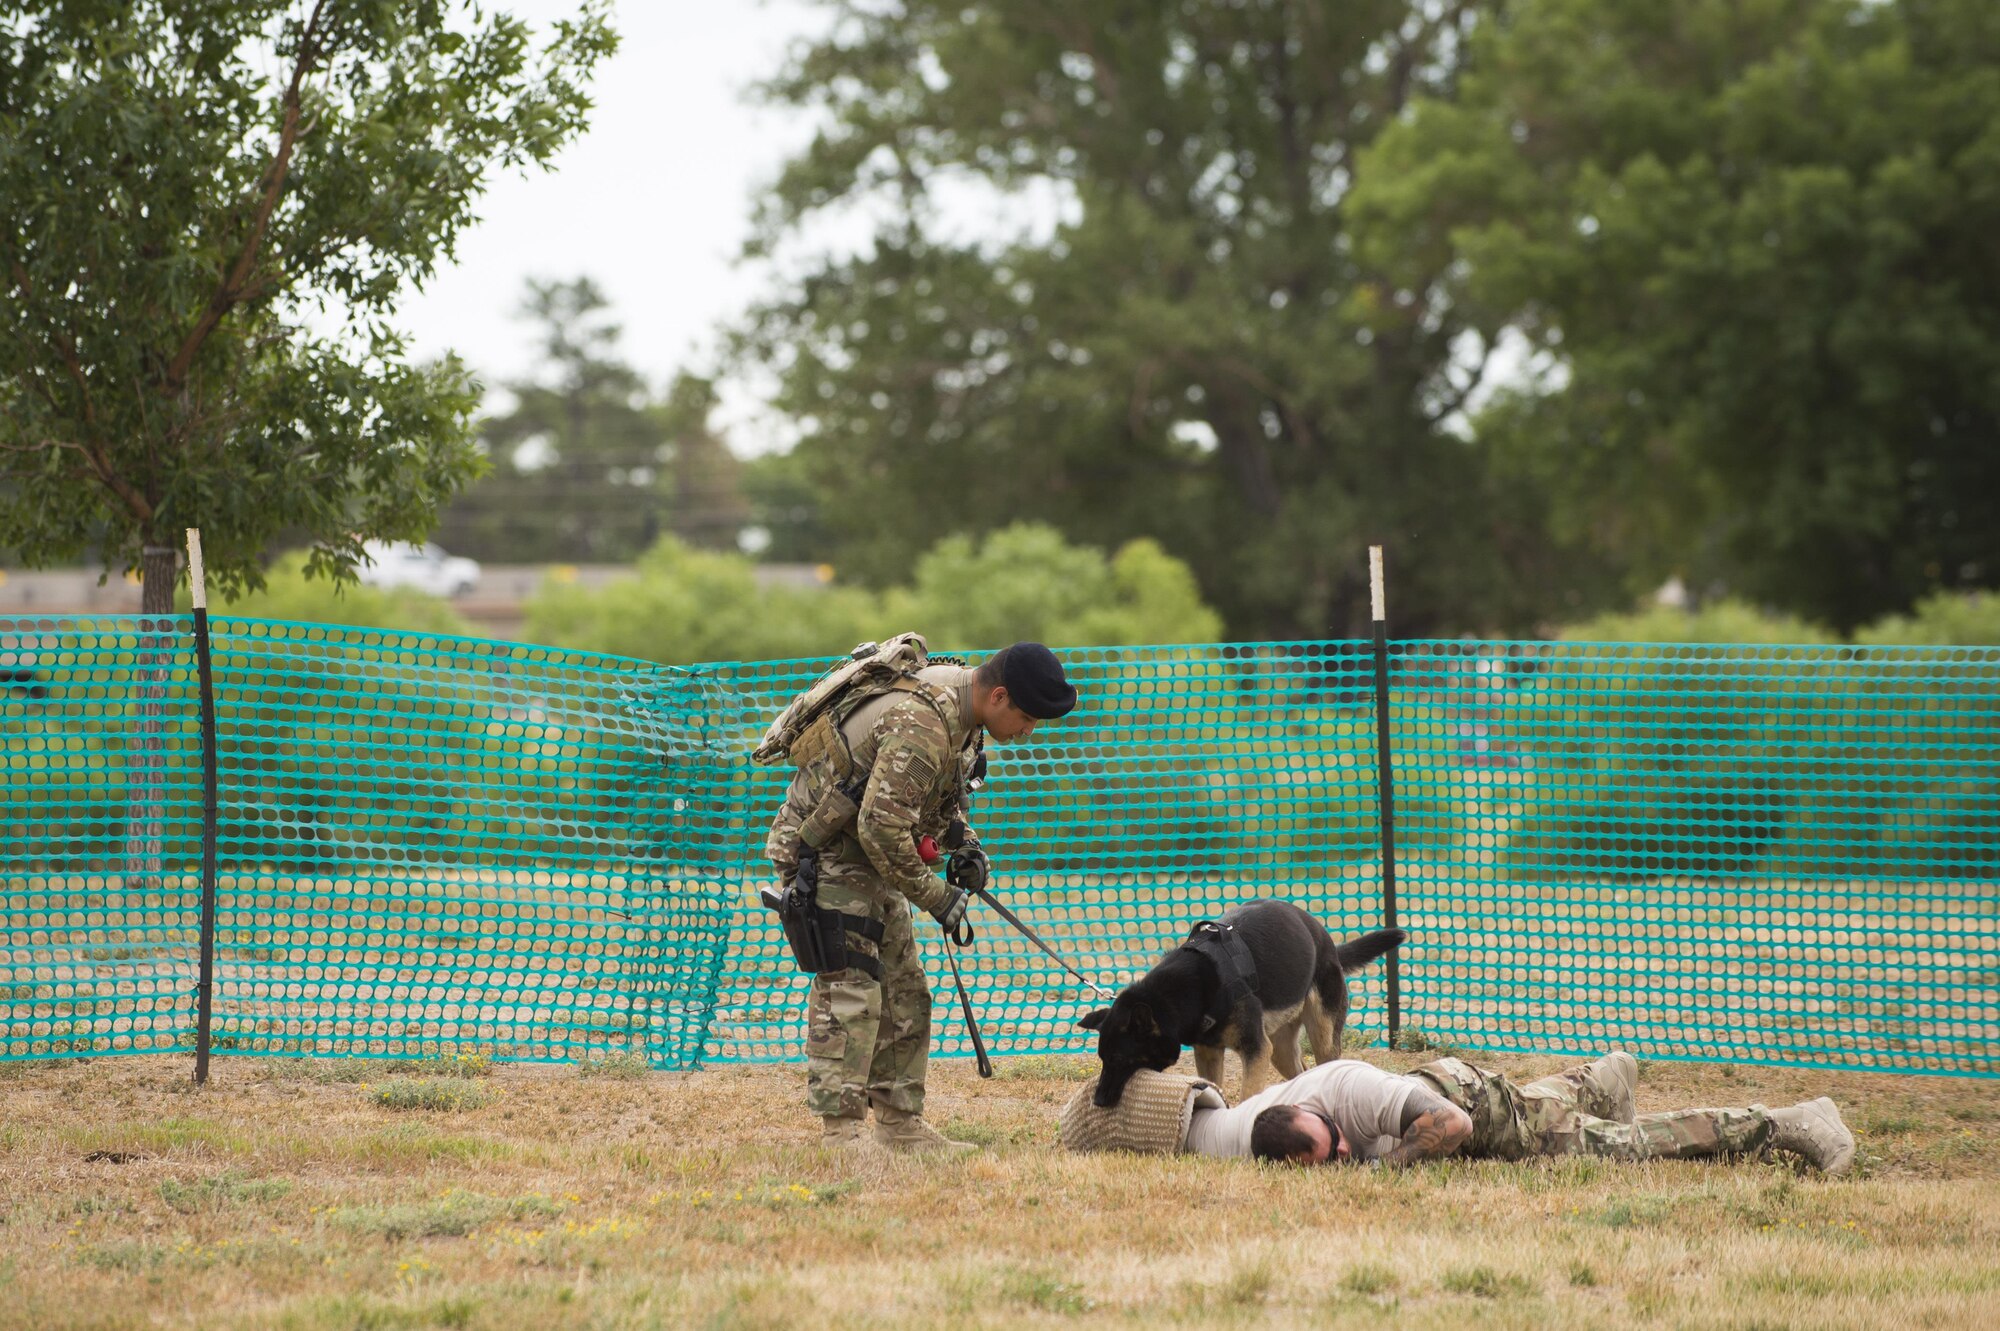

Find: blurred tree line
<box><xmin>434</xmin><ymin>279</ymin><xmax>749</xmax><ymax>562</ymax></box>
<box><xmin>726</xmin><ymin>0</ymin><xmax>1998</xmax><ymax>639</ymax></box>
<box><xmin>72</xmin><ymin>0</ymin><xmax>1990</xmax><ymax>650</ymax></box>
<box><xmin>522</xmin><ymin>520</ymin><xmax>1224</xmax><ymax>664</ymax></box>
<box><xmin>209</xmin><ymin>521</ymin><xmax>1223</xmax><ymax>663</ymax></box>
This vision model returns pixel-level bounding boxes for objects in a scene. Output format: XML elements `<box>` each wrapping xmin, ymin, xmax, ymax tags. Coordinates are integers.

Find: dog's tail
<box><xmin>1335</xmin><ymin>928</ymin><xmax>1406</xmax><ymax>973</ymax></box>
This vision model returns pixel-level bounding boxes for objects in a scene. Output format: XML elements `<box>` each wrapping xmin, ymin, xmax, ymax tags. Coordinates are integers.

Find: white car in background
<box><xmin>356</xmin><ymin>541</ymin><xmax>482</xmax><ymax>598</ymax></box>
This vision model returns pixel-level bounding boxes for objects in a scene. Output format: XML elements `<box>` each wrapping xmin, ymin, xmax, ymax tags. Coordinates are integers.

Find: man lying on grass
<box><xmin>1060</xmin><ymin>1052</ymin><xmax>1855</xmax><ymax>1175</ymax></box>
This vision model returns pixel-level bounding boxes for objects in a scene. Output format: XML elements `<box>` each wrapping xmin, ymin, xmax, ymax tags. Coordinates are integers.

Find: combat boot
<box><xmin>821</xmin><ymin>1116</ymin><xmax>887</xmax><ymax>1156</ymax></box>
<box><xmin>1760</xmin><ymin>1097</ymin><xmax>1855</xmax><ymax>1175</ymax></box>
<box><xmin>872</xmin><ymin>1107</ymin><xmax>978</xmax><ymax>1155</ymax></box>
<box><xmin>1581</xmin><ymin>1051</ymin><xmax>1639</xmax><ymax>1123</ymax></box>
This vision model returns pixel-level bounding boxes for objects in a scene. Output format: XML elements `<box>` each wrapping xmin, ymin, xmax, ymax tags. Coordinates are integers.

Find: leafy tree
<box><xmin>524</xmin><ymin>537</ymin><xmax>885</xmax><ymax>665</ymax></box>
<box><xmin>738</xmin><ymin>448</ymin><xmax>833</xmax><ymax>565</ymax></box>
<box><xmin>737</xmin><ymin>0</ymin><xmax>1620</xmax><ymax>639</ymax></box>
<box><xmin>438</xmin><ymin>280</ymin><xmax>749</xmax><ymax>562</ymax></box>
<box><xmin>442</xmin><ymin>277</ymin><xmax>662</xmax><ymax>562</ymax></box>
<box><xmin>885</xmin><ymin>523</ymin><xmax>1224</xmax><ymax>647</ymax></box>
<box><xmin>0</xmin><ymin>1</ymin><xmax>615</xmax><ymax>612</ymax></box>
<box><xmin>655</xmin><ymin>372</ymin><xmax>751</xmax><ymax>552</ymax></box>
<box><xmin>1354</xmin><ymin>0</ymin><xmax>2000</xmax><ymax>632</ymax></box>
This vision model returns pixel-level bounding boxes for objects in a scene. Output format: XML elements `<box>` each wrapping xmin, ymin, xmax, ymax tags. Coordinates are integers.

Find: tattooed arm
<box><xmin>1376</xmin><ymin>1087</ymin><xmax>1473</xmax><ymax>1167</ymax></box>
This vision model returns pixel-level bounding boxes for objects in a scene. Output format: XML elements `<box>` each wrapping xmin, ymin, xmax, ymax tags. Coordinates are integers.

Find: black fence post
<box><xmin>188</xmin><ymin>529</ymin><xmax>220</xmax><ymax>1085</ymax></box>
<box><xmin>1368</xmin><ymin>545</ymin><xmax>1400</xmax><ymax>1048</ymax></box>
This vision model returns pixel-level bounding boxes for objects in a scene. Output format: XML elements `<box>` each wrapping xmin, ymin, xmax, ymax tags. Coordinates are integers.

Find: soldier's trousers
<box><xmin>1412</xmin><ymin>1056</ymin><xmax>1772</xmax><ymax>1163</ymax></box>
<box><xmin>802</xmin><ymin>868</ymin><xmax>933</xmax><ymax>1120</ymax></box>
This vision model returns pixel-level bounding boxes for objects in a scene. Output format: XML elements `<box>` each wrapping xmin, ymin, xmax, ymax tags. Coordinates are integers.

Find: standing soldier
<box><xmin>765</xmin><ymin>641</ymin><xmax>1077</xmax><ymax>1154</ymax></box>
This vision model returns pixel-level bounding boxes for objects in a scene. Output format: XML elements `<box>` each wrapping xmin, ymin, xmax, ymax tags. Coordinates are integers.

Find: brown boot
<box><xmin>821</xmin><ymin>1116</ymin><xmax>887</xmax><ymax>1155</ymax></box>
<box><xmin>1762</xmin><ymin>1097</ymin><xmax>1855</xmax><ymax>1175</ymax></box>
<box><xmin>872</xmin><ymin>1108</ymin><xmax>978</xmax><ymax>1155</ymax></box>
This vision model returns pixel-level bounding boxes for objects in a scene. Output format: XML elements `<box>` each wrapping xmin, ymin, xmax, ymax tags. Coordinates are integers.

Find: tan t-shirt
<box><xmin>1182</xmin><ymin>1060</ymin><xmax>1424</xmax><ymax>1161</ymax></box>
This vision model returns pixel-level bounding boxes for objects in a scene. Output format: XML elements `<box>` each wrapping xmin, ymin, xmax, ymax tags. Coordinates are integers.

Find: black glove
<box><xmin>929</xmin><ymin>884</ymin><xmax>970</xmax><ymax>935</ymax></box>
<box><xmin>947</xmin><ymin>841</ymin><xmax>990</xmax><ymax>894</ymax></box>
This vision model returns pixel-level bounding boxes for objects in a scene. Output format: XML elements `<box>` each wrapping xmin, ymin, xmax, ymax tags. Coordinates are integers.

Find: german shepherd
<box><xmin>1079</xmin><ymin>901</ymin><xmax>1405</xmax><ymax>1107</ymax></box>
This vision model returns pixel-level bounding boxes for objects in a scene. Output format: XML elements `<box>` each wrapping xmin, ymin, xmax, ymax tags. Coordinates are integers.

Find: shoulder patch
<box><xmin>901</xmin><ymin>752</ymin><xmax>938</xmax><ymax>790</ymax></box>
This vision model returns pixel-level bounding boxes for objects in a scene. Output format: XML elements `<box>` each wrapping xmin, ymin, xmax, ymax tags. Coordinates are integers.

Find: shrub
<box><xmin>523</xmin><ymin>524</ymin><xmax>1224</xmax><ymax>667</ymax></box>
<box><xmin>369</xmin><ymin>1078</ymin><xmax>493</xmax><ymax>1112</ymax></box>
<box><xmin>1854</xmin><ymin>590</ymin><xmax>2000</xmax><ymax>646</ymax></box>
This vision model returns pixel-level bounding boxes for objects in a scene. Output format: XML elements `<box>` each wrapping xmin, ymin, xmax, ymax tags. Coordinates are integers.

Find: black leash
<box><xmin>941</xmin><ymin>936</ymin><xmax>993</xmax><ymax>1078</ymax></box>
<box><xmin>966</xmin><ymin>886</ymin><xmax>1113</xmax><ymax>999</ymax></box>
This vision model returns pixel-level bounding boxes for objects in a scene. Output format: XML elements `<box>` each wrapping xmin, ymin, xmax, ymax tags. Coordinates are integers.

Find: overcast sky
<box><xmin>390</xmin><ymin>2</ymin><xmax>1509</xmax><ymax>454</ymax></box>
<box><xmin>391</xmin><ymin>1</ymin><xmax>833</xmax><ymax>451</ymax></box>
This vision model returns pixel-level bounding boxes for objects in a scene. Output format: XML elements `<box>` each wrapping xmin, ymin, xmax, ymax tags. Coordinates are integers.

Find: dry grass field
<box><xmin>2</xmin><ymin>1049</ymin><xmax>1997</xmax><ymax>1330</ymax></box>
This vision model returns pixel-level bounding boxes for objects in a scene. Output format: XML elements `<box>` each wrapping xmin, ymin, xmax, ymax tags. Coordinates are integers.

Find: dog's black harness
<box><xmin>1180</xmin><ymin>920</ymin><xmax>1259</xmax><ymax>1036</ymax></box>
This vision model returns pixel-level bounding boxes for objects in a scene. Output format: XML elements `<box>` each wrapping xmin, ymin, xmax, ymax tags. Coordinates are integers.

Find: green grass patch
<box><xmin>380</xmin><ymin>1052</ymin><xmax>493</xmax><ymax>1080</ymax></box>
<box><xmin>159</xmin><ymin>1169</ymin><xmax>292</xmax><ymax>1214</ymax></box>
<box><xmin>76</xmin><ymin>1235</ymin><xmax>298</xmax><ymax>1272</ymax></box>
<box><xmin>1389</xmin><ymin>1027</ymin><xmax>1460</xmax><ymax>1055</ymax></box>
<box><xmin>1440</xmin><ymin>1265</ymin><xmax>1534</xmax><ymax>1299</ymax></box>
<box><xmin>368</xmin><ymin>1078</ymin><xmax>493</xmax><ymax>1112</ymax></box>
<box><xmin>259</xmin><ymin>1058</ymin><xmax>371</xmax><ymax>1085</ymax></box>
<box><xmin>575</xmin><ymin>1052</ymin><xmax>650</xmax><ymax>1080</ymax></box>
<box><xmin>74</xmin><ymin>1240</ymin><xmax>165</xmax><ymax>1273</ymax></box>
<box><xmin>993</xmin><ymin>1055</ymin><xmax>1095</xmax><ymax>1082</ymax></box>
<box><xmin>1218</xmin><ymin>1261</ymin><xmax>1275</xmax><ymax>1306</ymax></box>
<box><xmin>940</xmin><ymin>1118</ymin><xmax>1001</xmax><ymax>1146</ymax></box>
<box><xmin>332</xmin><ymin>1123</ymin><xmax>517</xmax><ymax>1170</ymax></box>
<box><xmin>267</xmin><ymin>1295</ymin><xmax>482</xmax><ymax>1331</ymax></box>
<box><xmin>323</xmin><ymin>1188</ymin><xmax>562</xmax><ymax>1240</ymax></box>
<box><xmin>68</xmin><ymin>1115</ymin><xmax>252</xmax><ymax>1157</ymax></box>
<box><xmin>998</xmin><ymin>1265</ymin><xmax>1093</xmax><ymax>1314</ymax></box>
<box><xmin>1340</xmin><ymin>1263</ymin><xmax>1398</xmax><ymax>1296</ymax></box>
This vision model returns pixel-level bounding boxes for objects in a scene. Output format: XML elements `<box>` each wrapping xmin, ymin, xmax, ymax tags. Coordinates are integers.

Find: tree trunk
<box><xmin>126</xmin><ymin>544</ymin><xmax>179</xmax><ymax>891</ymax></box>
<box><xmin>141</xmin><ymin>544</ymin><xmax>177</xmax><ymax>614</ymax></box>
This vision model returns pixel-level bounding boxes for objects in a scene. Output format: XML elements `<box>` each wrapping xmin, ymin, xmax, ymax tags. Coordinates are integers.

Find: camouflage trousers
<box><xmin>802</xmin><ymin>868</ymin><xmax>933</xmax><ymax>1121</ymax></box>
<box><xmin>1412</xmin><ymin>1057</ymin><xmax>1772</xmax><ymax>1163</ymax></box>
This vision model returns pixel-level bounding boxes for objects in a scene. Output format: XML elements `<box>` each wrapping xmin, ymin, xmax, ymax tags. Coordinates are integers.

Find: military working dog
<box><xmin>1079</xmin><ymin>901</ymin><xmax>1405</xmax><ymax>1108</ymax></box>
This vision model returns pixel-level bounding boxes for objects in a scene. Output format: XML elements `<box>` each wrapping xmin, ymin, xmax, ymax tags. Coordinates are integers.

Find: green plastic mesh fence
<box><xmin>692</xmin><ymin>639</ymin><xmax>1997</xmax><ymax>1077</ymax></box>
<box><xmin>1389</xmin><ymin>641</ymin><xmax>1999</xmax><ymax>1076</ymax></box>
<box><xmin>2</xmin><ymin>616</ymin><xmax>201</xmax><ymax>1059</ymax></box>
<box><xmin>5</xmin><ymin>621</ymin><xmax>1995</xmax><ymax>1077</ymax></box>
<box><xmin>687</xmin><ymin>643</ymin><xmax>1385</xmax><ymax>1063</ymax></box>
<box><xmin>3</xmin><ymin>614</ymin><xmax>731</xmax><ymax>1066</ymax></box>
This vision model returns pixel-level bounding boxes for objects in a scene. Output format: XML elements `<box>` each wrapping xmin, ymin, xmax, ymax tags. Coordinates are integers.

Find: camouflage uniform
<box><xmin>1412</xmin><ymin>1056</ymin><xmax>1771</xmax><ymax>1162</ymax></box>
<box><xmin>765</xmin><ymin>665</ymin><xmax>983</xmax><ymax>1121</ymax></box>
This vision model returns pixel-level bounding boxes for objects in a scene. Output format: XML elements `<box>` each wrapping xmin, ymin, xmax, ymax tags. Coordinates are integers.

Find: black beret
<box><xmin>999</xmin><ymin>642</ymin><xmax>1076</xmax><ymax>719</ymax></box>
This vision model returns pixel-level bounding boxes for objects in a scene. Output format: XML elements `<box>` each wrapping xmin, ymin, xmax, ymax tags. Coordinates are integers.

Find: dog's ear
<box><xmin>1077</xmin><ymin>1008</ymin><xmax>1111</xmax><ymax>1031</ymax></box>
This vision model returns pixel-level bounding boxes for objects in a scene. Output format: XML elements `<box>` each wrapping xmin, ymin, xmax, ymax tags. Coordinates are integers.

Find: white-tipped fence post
<box><xmin>1368</xmin><ymin>546</ymin><xmax>1401</xmax><ymax>1047</ymax></box>
<box><xmin>187</xmin><ymin>529</ymin><xmax>220</xmax><ymax>1085</ymax></box>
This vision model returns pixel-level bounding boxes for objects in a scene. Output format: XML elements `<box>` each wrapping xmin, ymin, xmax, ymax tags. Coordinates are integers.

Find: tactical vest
<box><xmin>753</xmin><ymin>632</ymin><xmax>936</xmax><ymax>774</ymax></box>
<box><xmin>1180</xmin><ymin>920</ymin><xmax>1260</xmax><ymax>1037</ymax></box>
<box><xmin>759</xmin><ymin>636</ymin><xmax>966</xmax><ymax>981</ymax></box>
